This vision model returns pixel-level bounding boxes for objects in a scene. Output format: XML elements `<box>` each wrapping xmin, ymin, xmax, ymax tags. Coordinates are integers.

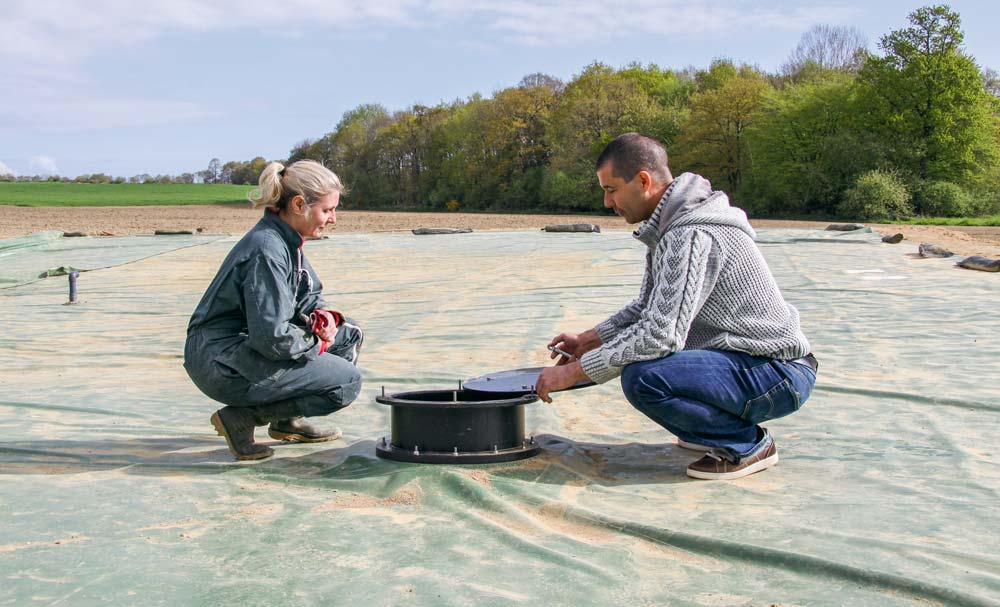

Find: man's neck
<box><xmin>639</xmin><ymin>180</ymin><xmax>672</xmax><ymax>222</ymax></box>
<box><xmin>652</xmin><ymin>179</ymin><xmax>672</xmax><ymax>202</ymax></box>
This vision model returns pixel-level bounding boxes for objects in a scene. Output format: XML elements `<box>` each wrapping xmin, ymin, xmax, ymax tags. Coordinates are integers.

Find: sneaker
<box><xmin>676</xmin><ymin>438</ymin><xmax>712</xmax><ymax>452</ymax></box>
<box><xmin>686</xmin><ymin>429</ymin><xmax>778</xmax><ymax>480</ymax></box>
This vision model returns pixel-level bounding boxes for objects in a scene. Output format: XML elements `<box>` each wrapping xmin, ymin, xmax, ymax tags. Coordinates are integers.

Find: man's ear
<box><xmin>636</xmin><ymin>170</ymin><xmax>653</xmax><ymax>192</ymax></box>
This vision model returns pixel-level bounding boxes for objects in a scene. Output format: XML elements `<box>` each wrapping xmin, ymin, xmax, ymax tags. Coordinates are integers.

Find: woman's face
<box><xmin>291</xmin><ymin>191</ymin><xmax>339</xmax><ymax>238</ymax></box>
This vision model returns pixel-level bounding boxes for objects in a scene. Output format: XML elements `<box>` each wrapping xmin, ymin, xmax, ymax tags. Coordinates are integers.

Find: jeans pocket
<box><xmin>741</xmin><ymin>379</ymin><xmax>802</xmax><ymax>423</ymax></box>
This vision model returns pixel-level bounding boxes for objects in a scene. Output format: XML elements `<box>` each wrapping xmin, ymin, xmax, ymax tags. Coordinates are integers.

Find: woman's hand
<box><xmin>309</xmin><ymin>309</ymin><xmax>341</xmax><ymax>343</ymax></box>
<box><xmin>315</xmin><ymin>322</ymin><xmax>338</xmax><ymax>343</ymax></box>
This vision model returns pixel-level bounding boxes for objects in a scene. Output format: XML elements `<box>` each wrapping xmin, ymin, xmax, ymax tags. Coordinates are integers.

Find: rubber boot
<box><xmin>268</xmin><ymin>417</ymin><xmax>343</xmax><ymax>443</ymax></box>
<box><xmin>211</xmin><ymin>402</ymin><xmax>303</xmax><ymax>461</ymax></box>
<box><xmin>210</xmin><ymin>406</ymin><xmax>273</xmax><ymax>461</ymax></box>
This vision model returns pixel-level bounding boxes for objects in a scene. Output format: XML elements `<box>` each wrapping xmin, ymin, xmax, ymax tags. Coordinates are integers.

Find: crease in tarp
<box><xmin>814</xmin><ymin>385</ymin><xmax>999</xmax><ymax>412</ymax></box>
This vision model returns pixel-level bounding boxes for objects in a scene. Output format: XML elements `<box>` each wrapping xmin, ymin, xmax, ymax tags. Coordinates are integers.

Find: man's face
<box><xmin>596</xmin><ymin>162</ymin><xmax>654</xmax><ymax>224</ymax></box>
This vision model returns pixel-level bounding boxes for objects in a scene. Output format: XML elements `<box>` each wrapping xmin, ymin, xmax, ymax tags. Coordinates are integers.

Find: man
<box><xmin>535</xmin><ymin>133</ymin><xmax>816</xmax><ymax>480</ymax></box>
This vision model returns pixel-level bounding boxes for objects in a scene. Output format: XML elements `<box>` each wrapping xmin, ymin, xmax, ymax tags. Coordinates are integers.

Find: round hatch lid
<box><xmin>462</xmin><ymin>366</ymin><xmax>595</xmax><ymax>396</ymax></box>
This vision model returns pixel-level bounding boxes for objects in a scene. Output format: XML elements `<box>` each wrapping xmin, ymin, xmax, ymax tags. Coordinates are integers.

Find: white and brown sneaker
<box><xmin>686</xmin><ymin>429</ymin><xmax>778</xmax><ymax>480</ymax></box>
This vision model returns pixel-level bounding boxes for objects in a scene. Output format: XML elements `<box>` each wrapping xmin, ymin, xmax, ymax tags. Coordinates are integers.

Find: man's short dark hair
<box><xmin>595</xmin><ymin>133</ymin><xmax>672</xmax><ymax>183</ymax></box>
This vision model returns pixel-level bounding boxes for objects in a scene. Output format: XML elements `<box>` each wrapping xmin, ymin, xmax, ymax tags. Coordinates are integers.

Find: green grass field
<box><xmin>0</xmin><ymin>182</ymin><xmax>254</xmax><ymax>206</ymax></box>
<box><xmin>900</xmin><ymin>214</ymin><xmax>1000</xmax><ymax>226</ymax></box>
<box><xmin>2</xmin><ymin>182</ymin><xmax>999</xmax><ymax>225</ymax></box>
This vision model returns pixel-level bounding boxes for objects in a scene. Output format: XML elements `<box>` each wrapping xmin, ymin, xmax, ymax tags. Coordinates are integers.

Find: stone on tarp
<box><xmin>542</xmin><ymin>223</ymin><xmax>601</xmax><ymax>233</ymax></box>
<box><xmin>411</xmin><ymin>227</ymin><xmax>473</xmax><ymax>235</ymax></box>
<box><xmin>62</xmin><ymin>231</ymin><xmax>88</xmax><ymax>237</ymax></box>
<box><xmin>881</xmin><ymin>233</ymin><xmax>904</xmax><ymax>244</ymax></box>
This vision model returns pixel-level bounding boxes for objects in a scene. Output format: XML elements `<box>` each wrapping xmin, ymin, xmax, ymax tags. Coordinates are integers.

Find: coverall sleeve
<box><xmin>242</xmin><ymin>252</ymin><xmax>321</xmax><ymax>361</ymax></box>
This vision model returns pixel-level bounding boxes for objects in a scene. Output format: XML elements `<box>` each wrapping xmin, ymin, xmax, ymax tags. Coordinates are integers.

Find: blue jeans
<box><xmin>621</xmin><ymin>349</ymin><xmax>816</xmax><ymax>455</ymax></box>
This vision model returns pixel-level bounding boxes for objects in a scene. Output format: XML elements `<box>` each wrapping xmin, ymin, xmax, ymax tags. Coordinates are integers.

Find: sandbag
<box><xmin>918</xmin><ymin>243</ymin><xmax>954</xmax><ymax>258</ymax></box>
<box><xmin>542</xmin><ymin>223</ymin><xmax>601</xmax><ymax>233</ymax></box>
<box><xmin>956</xmin><ymin>255</ymin><xmax>1000</xmax><ymax>272</ymax></box>
<box><xmin>825</xmin><ymin>223</ymin><xmax>866</xmax><ymax>231</ymax></box>
<box><xmin>411</xmin><ymin>227</ymin><xmax>473</xmax><ymax>235</ymax></box>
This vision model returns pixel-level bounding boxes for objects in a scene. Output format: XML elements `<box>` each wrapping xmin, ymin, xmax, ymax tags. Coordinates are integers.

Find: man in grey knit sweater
<box><xmin>536</xmin><ymin>133</ymin><xmax>817</xmax><ymax>480</ymax></box>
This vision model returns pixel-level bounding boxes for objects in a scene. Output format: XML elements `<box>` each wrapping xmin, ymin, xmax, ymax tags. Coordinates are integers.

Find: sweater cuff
<box><xmin>580</xmin><ymin>348</ymin><xmax>623</xmax><ymax>384</ymax></box>
<box><xmin>594</xmin><ymin>319</ymin><xmax>619</xmax><ymax>344</ymax></box>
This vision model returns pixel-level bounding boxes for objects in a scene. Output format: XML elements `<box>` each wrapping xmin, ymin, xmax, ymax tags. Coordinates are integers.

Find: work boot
<box><xmin>268</xmin><ymin>417</ymin><xmax>343</xmax><ymax>443</ymax></box>
<box><xmin>211</xmin><ymin>406</ymin><xmax>273</xmax><ymax>461</ymax></box>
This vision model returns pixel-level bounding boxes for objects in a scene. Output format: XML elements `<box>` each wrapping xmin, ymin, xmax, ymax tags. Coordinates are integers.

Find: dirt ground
<box><xmin>1</xmin><ymin>204</ymin><xmax>998</xmax><ymax>258</ymax></box>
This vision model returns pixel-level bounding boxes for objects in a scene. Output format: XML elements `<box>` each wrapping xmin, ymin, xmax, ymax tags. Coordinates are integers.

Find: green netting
<box><xmin>0</xmin><ymin>231</ymin><xmax>228</xmax><ymax>288</ymax></box>
<box><xmin>0</xmin><ymin>229</ymin><xmax>997</xmax><ymax>606</ymax></box>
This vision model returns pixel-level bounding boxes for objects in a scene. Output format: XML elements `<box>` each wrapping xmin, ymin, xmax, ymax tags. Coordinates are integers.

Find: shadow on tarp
<box><xmin>0</xmin><ymin>432</ymin><xmax>699</xmax><ymax>487</ymax></box>
<box><xmin>0</xmin><ymin>436</ymin><xmax>384</xmax><ymax>477</ymax></box>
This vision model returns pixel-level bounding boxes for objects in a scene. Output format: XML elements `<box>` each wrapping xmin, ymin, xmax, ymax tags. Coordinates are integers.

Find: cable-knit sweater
<box><xmin>579</xmin><ymin>173</ymin><xmax>811</xmax><ymax>384</ymax></box>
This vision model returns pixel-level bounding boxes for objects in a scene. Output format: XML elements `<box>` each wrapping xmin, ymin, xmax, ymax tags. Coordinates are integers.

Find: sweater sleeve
<box><xmin>593</xmin><ymin>250</ymin><xmax>654</xmax><ymax>342</ymax></box>
<box><xmin>243</xmin><ymin>252</ymin><xmax>321</xmax><ymax>362</ymax></box>
<box><xmin>581</xmin><ymin>230</ymin><xmax>719</xmax><ymax>384</ymax></box>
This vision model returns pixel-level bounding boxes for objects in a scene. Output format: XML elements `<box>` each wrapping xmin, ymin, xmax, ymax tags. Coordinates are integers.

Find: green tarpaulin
<box><xmin>1</xmin><ymin>229</ymin><xmax>997</xmax><ymax>606</ymax></box>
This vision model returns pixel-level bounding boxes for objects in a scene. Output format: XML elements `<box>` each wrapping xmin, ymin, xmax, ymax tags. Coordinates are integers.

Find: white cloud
<box><xmin>476</xmin><ymin>1</ymin><xmax>859</xmax><ymax>47</ymax></box>
<box><xmin>29</xmin><ymin>156</ymin><xmax>59</xmax><ymax>175</ymax></box>
<box><xmin>0</xmin><ymin>0</ymin><xmax>860</xmax><ymax>67</ymax></box>
<box><xmin>0</xmin><ymin>0</ymin><xmax>863</xmax><ymax>152</ymax></box>
<box><xmin>0</xmin><ymin>161</ymin><xmax>14</xmax><ymax>176</ymax></box>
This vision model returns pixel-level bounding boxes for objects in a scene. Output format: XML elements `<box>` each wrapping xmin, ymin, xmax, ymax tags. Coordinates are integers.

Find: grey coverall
<box><xmin>184</xmin><ymin>210</ymin><xmax>363</xmax><ymax>417</ymax></box>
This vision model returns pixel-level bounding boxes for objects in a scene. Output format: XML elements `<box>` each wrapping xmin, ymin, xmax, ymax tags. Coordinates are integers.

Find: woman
<box><xmin>184</xmin><ymin>160</ymin><xmax>363</xmax><ymax>461</ymax></box>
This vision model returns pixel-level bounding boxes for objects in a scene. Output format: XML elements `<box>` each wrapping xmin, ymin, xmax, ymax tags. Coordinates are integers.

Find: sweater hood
<box><xmin>634</xmin><ymin>173</ymin><xmax>755</xmax><ymax>247</ymax></box>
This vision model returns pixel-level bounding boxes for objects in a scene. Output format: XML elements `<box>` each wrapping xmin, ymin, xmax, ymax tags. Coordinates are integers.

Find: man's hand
<box><xmin>536</xmin><ymin>361</ymin><xmax>588</xmax><ymax>403</ymax></box>
<box><xmin>547</xmin><ymin>329</ymin><xmax>602</xmax><ymax>365</ymax></box>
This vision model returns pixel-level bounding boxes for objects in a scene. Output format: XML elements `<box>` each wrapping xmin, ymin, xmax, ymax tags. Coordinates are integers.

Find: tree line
<box><xmin>280</xmin><ymin>5</ymin><xmax>997</xmax><ymax>220</ymax></box>
<box><xmin>5</xmin><ymin>5</ymin><xmax>997</xmax><ymax>220</ymax></box>
<box><xmin>0</xmin><ymin>157</ymin><xmax>265</xmax><ymax>187</ymax></box>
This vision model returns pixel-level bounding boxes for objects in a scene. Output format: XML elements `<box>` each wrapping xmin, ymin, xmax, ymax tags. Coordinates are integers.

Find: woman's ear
<box><xmin>290</xmin><ymin>194</ymin><xmax>307</xmax><ymax>214</ymax></box>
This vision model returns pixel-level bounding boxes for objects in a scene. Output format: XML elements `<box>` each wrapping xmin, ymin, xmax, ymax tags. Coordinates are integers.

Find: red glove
<box><xmin>309</xmin><ymin>310</ymin><xmax>344</xmax><ymax>354</ymax></box>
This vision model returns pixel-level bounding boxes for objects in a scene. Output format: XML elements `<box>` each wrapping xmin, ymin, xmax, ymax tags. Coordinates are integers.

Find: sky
<box><xmin>1</xmin><ymin>0</ymin><xmax>998</xmax><ymax>179</ymax></box>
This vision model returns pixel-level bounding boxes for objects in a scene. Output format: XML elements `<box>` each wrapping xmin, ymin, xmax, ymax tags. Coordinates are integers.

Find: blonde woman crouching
<box><xmin>184</xmin><ymin>160</ymin><xmax>363</xmax><ymax>460</ymax></box>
